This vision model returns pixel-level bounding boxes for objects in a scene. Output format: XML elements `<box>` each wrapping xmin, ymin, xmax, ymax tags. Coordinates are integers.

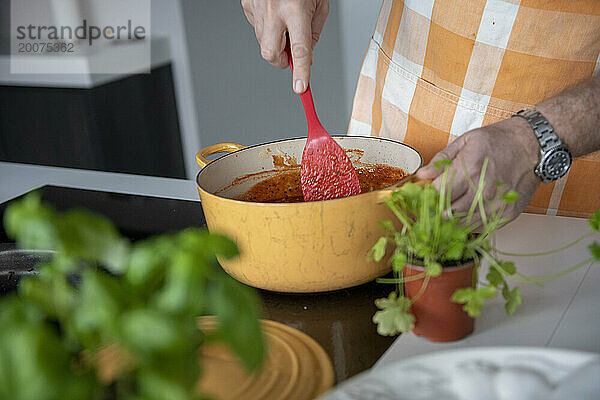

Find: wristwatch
<box><xmin>512</xmin><ymin>108</ymin><xmax>572</xmax><ymax>184</ymax></box>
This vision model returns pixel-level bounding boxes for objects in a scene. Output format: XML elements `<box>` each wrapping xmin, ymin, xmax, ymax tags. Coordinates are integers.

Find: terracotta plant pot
<box><xmin>403</xmin><ymin>261</ymin><xmax>475</xmax><ymax>342</ymax></box>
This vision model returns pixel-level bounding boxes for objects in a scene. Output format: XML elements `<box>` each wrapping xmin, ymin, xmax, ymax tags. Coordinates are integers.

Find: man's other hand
<box><xmin>416</xmin><ymin>117</ymin><xmax>542</xmax><ymax>226</ymax></box>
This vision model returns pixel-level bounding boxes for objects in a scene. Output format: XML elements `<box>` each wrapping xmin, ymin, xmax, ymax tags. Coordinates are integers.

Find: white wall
<box><xmin>181</xmin><ymin>0</ymin><xmax>380</xmax><ymax>148</ymax></box>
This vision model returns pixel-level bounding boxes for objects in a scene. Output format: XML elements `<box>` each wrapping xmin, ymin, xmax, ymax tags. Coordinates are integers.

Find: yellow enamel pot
<box><xmin>195</xmin><ymin>136</ymin><xmax>422</xmax><ymax>293</ymax></box>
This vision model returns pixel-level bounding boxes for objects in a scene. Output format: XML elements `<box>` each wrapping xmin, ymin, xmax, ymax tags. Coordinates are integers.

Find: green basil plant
<box><xmin>0</xmin><ymin>192</ymin><xmax>265</xmax><ymax>400</ymax></box>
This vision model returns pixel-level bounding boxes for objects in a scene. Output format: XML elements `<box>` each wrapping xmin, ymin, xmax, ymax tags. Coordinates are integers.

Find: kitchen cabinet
<box><xmin>0</xmin><ymin>64</ymin><xmax>186</xmax><ymax>179</ymax></box>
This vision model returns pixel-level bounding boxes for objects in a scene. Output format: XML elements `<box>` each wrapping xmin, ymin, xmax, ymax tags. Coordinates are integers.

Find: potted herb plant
<box><xmin>0</xmin><ymin>192</ymin><xmax>265</xmax><ymax>400</ymax></box>
<box><xmin>369</xmin><ymin>159</ymin><xmax>600</xmax><ymax>342</ymax></box>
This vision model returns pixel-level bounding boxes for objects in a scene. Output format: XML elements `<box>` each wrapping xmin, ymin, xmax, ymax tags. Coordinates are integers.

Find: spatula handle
<box><xmin>285</xmin><ymin>41</ymin><xmax>325</xmax><ymax>139</ymax></box>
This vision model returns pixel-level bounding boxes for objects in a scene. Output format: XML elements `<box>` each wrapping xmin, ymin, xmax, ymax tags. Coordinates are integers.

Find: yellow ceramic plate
<box><xmin>197</xmin><ymin>317</ymin><xmax>335</xmax><ymax>400</ymax></box>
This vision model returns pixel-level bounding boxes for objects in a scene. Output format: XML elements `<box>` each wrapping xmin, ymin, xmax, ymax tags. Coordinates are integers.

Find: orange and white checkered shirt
<box><xmin>349</xmin><ymin>0</ymin><xmax>600</xmax><ymax>218</ymax></box>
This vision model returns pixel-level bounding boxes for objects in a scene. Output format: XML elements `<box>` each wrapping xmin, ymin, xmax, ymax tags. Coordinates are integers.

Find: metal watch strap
<box><xmin>513</xmin><ymin>109</ymin><xmax>562</xmax><ymax>154</ymax></box>
<box><xmin>512</xmin><ymin>108</ymin><xmax>572</xmax><ymax>184</ymax></box>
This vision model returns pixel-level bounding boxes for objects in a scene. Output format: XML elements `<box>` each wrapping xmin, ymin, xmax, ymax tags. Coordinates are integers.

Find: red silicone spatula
<box><xmin>286</xmin><ymin>42</ymin><xmax>361</xmax><ymax>202</ymax></box>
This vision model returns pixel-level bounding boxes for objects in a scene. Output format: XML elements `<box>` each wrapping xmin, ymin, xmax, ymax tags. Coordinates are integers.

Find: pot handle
<box><xmin>376</xmin><ymin>175</ymin><xmax>432</xmax><ymax>203</ymax></box>
<box><xmin>196</xmin><ymin>143</ymin><xmax>247</xmax><ymax>169</ymax></box>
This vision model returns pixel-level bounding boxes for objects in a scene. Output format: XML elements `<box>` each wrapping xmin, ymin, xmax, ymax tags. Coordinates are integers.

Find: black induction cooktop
<box><xmin>0</xmin><ymin>186</ymin><xmax>207</xmax><ymax>243</ymax></box>
<box><xmin>0</xmin><ymin>185</ymin><xmax>396</xmax><ymax>383</ymax></box>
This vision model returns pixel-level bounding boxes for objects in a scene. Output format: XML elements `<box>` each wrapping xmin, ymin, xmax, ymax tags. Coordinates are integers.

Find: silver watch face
<box><xmin>541</xmin><ymin>148</ymin><xmax>572</xmax><ymax>180</ymax></box>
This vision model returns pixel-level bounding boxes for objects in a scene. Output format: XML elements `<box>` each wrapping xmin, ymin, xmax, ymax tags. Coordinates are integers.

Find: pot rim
<box><xmin>405</xmin><ymin>259</ymin><xmax>476</xmax><ymax>273</ymax></box>
<box><xmin>195</xmin><ymin>135</ymin><xmax>423</xmax><ymax>206</ymax></box>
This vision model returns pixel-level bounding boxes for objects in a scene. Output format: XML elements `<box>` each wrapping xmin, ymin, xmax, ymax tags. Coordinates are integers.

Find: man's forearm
<box><xmin>536</xmin><ymin>76</ymin><xmax>600</xmax><ymax>158</ymax></box>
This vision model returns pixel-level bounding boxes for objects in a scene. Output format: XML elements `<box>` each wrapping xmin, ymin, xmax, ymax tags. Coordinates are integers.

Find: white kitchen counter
<box><xmin>0</xmin><ymin>162</ymin><xmax>199</xmax><ymax>204</ymax></box>
<box><xmin>2</xmin><ymin>161</ymin><xmax>598</xmax><ymax>366</ymax></box>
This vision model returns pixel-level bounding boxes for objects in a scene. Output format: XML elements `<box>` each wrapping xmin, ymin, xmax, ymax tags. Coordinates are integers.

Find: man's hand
<box><xmin>241</xmin><ymin>0</ymin><xmax>329</xmax><ymax>93</ymax></box>
<box><xmin>416</xmin><ymin>117</ymin><xmax>542</xmax><ymax>225</ymax></box>
<box><xmin>416</xmin><ymin>76</ymin><xmax>600</xmax><ymax>225</ymax></box>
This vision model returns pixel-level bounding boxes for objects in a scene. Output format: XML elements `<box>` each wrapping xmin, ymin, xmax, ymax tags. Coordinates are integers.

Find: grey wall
<box><xmin>0</xmin><ymin>0</ymin><xmax>10</xmax><ymax>54</ymax></box>
<box><xmin>339</xmin><ymin>0</ymin><xmax>381</xmax><ymax>113</ymax></box>
<box><xmin>181</xmin><ymin>0</ymin><xmax>380</xmax><ymax>148</ymax></box>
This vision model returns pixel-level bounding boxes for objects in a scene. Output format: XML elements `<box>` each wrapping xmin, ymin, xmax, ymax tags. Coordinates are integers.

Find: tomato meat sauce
<box><xmin>237</xmin><ymin>164</ymin><xmax>409</xmax><ymax>203</ymax></box>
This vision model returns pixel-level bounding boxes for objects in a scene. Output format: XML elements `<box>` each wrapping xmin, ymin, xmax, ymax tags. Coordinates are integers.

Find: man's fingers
<box><xmin>251</xmin><ymin>17</ymin><xmax>264</xmax><ymax>49</ymax></box>
<box><xmin>311</xmin><ymin>0</ymin><xmax>329</xmax><ymax>49</ymax></box>
<box><xmin>243</xmin><ymin>10</ymin><xmax>255</xmax><ymax>26</ymax></box>
<box><xmin>416</xmin><ymin>136</ymin><xmax>466</xmax><ymax>180</ymax></box>
<box><xmin>260</xmin><ymin>18</ymin><xmax>287</xmax><ymax>68</ymax></box>
<box><xmin>432</xmin><ymin>164</ymin><xmax>470</xmax><ymax>202</ymax></box>
<box><xmin>241</xmin><ymin>0</ymin><xmax>254</xmax><ymax>23</ymax></box>
<box><xmin>415</xmin><ymin>136</ymin><xmax>472</xmax><ymax>204</ymax></box>
<box><xmin>416</xmin><ymin>164</ymin><xmax>443</xmax><ymax>180</ymax></box>
<box><xmin>483</xmin><ymin>182</ymin><xmax>497</xmax><ymax>202</ymax></box>
<box><xmin>451</xmin><ymin>177</ymin><xmax>501</xmax><ymax>214</ymax></box>
<box><xmin>242</xmin><ymin>0</ymin><xmax>330</xmax><ymax>80</ymax></box>
<box><xmin>451</xmin><ymin>192</ymin><xmax>475</xmax><ymax>215</ymax></box>
<box><xmin>287</xmin><ymin>13</ymin><xmax>313</xmax><ymax>93</ymax></box>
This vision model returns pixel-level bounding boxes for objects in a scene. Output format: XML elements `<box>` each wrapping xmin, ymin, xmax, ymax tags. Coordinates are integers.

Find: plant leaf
<box><xmin>374</xmin><ymin>291</ymin><xmax>407</xmax><ymax>310</ymax></box>
<box><xmin>72</xmin><ymin>270</ymin><xmax>123</xmax><ymax>339</ymax></box>
<box><xmin>1</xmin><ymin>194</ymin><xmax>266</xmax><ymax>399</ymax></box>
<box><xmin>373</xmin><ymin>292</ymin><xmax>415</xmax><ymax>336</ymax></box>
<box><xmin>450</xmin><ymin>226</ymin><xmax>469</xmax><ymax>242</ymax></box>
<box><xmin>57</xmin><ymin>210</ymin><xmax>129</xmax><ymax>273</ymax></box>
<box><xmin>425</xmin><ymin>261</ymin><xmax>442</xmax><ymax>277</ymax></box>
<box><xmin>444</xmin><ymin>241</ymin><xmax>465</xmax><ymax>260</ymax></box>
<box><xmin>589</xmin><ymin>210</ymin><xmax>600</xmax><ymax>232</ymax></box>
<box><xmin>121</xmin><ymin>309</ymin><xmax>181</xmax><ymax>352</ymax></box>
<box><xmin>368</xmin><ymin>237</ymin><xmax>388</xmax><ymax>262</ymax></box>
<box><xmin>493</xmin><ymin>179</ymin><xmax>506</xmax><ymax>189</ymax></box>
<box><xmin>505</xmin><ymin>287</ymin><xmax>522</xmax><ymax>315</ymax></box>
<box><xmin>589</xmin><ymin>242</ymin><xmax>600</xmax><ymax>261</ymax></box>
<box><xmin>0</xmin><ymin>319</ymin><xmax>71</xmax><ymax>400</ymax></box>
<box><xmin>391</xmin><ymin>252</ymin><xmax>407</xmax><ymax>273</ymax></box>
<box><xmin>502</xmin><ymin>284</ymin><xmax>510</xmax><ymax>300</ymax></box>
<box><xmin>154</xmin><ymin>249</ymin><xmax>208</xmax><ymax>315</ymax></box>
<box><xmin>499</xmin><ymin>261</ymin><xmax>516</xmax><ymax>275</ymax></box>
<box><xmin>486</xmin><ymin>267</ymin><xmax>504</xmax><ymax>287</ymax></box>
<box><xmin>200</xmin><ymin>232</ymin><xmax>240</xmax><ymax>260</ymax></box>
<box><xmin>209</xmin><ymin>275</ymin><xmax>264</xmax><ymax>371</ymax></box>
<box><xmin>378</xmin><ymin>220</ymin><xmax>396</xmax><ymax>233</ymax></box>
<box><xmin>373</xmin><ymin>308</ymin><xmax>415</xmax><ymax>336</ymax></box>
<box><xmin>463</xmin><ymin>297</ymin><xmax>484</xmax><ymax>317</ymax></box>
<box><xmin>452</xmin><ymin>286</ymin><xmax>496</xmax><ymax>317</ymax></box>
<box><xmin>451</xmin><ymin>287</ymin><xmax>475</xmax><ymax>304</ymax></box>
<box><xmin>397</xmin><ymin>182</ymin><xmax>423</xmax><ymax>203</ymax></box>
<box><xmin>126</xmin><ymin>236</ymin><xmax>174</xmax><ymax>289</ymax></box>
<box><xmin>3</xmin><ymin>192</ymin><xmax>58</xmax><ymax>250</ymax></box>
<box><xmin>19</xmin><ymin>270</ymin><xmax>77</xmax><ymax>321</ymax></box>
<box><xmin>177</xmin><ymin>229</ymin><xmax>239</xmax><ymax>261</ymax></box>
<box><xmin>502</xmin><ymin>190</ymin><xmax>519</xmax><ymax>204</ymax></box>
<box><xmin>434</xmin><ymin>159</ymin><xmax>452</xmax><ymax>169</ymax></box>
<box><xmin>137</xmin><ymin>369</ymin><xmax>195</xmax><ymax>400</ymax></box>
<box><xmin>478</xmin><ymin>285</ymin><xmax>498</xmax><ymax>300</ymax></box>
